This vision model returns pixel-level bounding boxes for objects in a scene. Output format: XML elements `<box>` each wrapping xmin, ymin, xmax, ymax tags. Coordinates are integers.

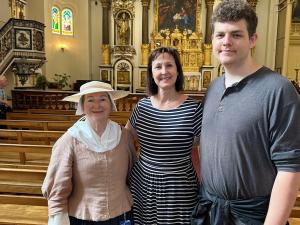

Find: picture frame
<box><xmin>154</xmin><ymin>0</ymin><xmax>201</xmax><ymax>33</ymax></box>
<box><xmin>201</xmin><ymin>70</ymin><xmax>212</xmax><ymax>90</ymax></box>
<box><xmin>15</xmin><ymin>28</ymin><xmax>32</xmax><ymax>50</ymax></box>
<box><xmin>117</xmin><ymin>71</ymin><xmax>130</xmax><ymax>84</ymax></box>
<box><xmin>101</xmin><ymin>70</ymin><xmax>109</xmax><ymax>81</ymax></box>
<box><xmin>140</xmin><ymin>71</ymin><xmax>147</xmax><ymax>88</ymax></box>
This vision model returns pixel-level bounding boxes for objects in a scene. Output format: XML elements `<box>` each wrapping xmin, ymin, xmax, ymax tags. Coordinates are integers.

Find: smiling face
<box><xmin>83</xmin><ymin>92</ymin><xmax>112</xmax><ymax>121</ymax></box>
<box><xmin>212</xmin><ymin>19</ymin><xmax>257</xmax><ymax>69</ymax></box>
<box><xmin>151</xmin><ymin>52</ymin><xmax>178</xmax><ymax>91</ymax></box>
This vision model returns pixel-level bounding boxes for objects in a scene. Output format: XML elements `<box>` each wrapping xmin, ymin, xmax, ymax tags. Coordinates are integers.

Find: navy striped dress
<box><xmin>129</xmin><ymin>97</ymin><xmax>202</xmax><ymax>225</ymax></box>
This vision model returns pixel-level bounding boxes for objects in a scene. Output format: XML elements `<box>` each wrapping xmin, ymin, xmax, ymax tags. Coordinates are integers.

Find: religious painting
<box><xmin>202</xmin><ymin>70</ymin><xmax>212</xmax><ymax>90</ymax></box>
<box><xmin>155</xmin><ymin>0</ymin><xmax>198</xmax><ymax>33</ymax></box>
<box><xmin>15</xmin><ymin>29</ymin><xmax>32</xmax><ymax>50</ymax></box>
<box><xmin>117</xmin><ymin>71</ymin><xmax>130</xmax><ymax>84</ymax></box>
<box><xmin>140</xmin><ymin>71</ymin><xmax>147</xmax><ymax>88</ymax></box>
<box><xmin>101</xmin><ymin>70</ymin><xmax>109</xmax><ymax>81</ymax></box>
<box><xmin>292</xmin><ymin>0</ymin><xmax>300</xmax><ymax>22</ymax></box>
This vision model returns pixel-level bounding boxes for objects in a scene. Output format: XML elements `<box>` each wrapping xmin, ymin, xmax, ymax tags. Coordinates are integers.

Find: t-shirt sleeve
<box><xmin>270</xmin><ymin>82</ymin><xmax>300</xmax><ymax>172</ymax></box>
<box><xmin>129</xmin><ymin>100</ymin><xmax>140</xmax><ymax>129</ymax></box>
<box><xmin>193</xmin><ymin>101</ymin><xmax>203</xmax><ymax>137</ymax></box>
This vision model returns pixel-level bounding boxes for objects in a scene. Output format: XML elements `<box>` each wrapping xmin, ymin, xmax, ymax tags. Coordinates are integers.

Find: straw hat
<box><xmin>63</xmin><ymin>81</ymin><xmax>128</xmax><ymax>102</ymax></box>
<box><xmin>62</xmin><ymin>81</ymin><xmax>129</xmax><ymax>115</ymax></box>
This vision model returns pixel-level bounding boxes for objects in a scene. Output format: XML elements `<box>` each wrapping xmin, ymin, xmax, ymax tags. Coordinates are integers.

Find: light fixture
<box><xmin>58</xmin><ymin>44</ymin><xmax>67</xmax><ymax>52</ymax></box>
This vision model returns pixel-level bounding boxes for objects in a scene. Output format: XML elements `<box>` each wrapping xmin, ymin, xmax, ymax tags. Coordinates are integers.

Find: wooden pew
<box><xmin>7</xmin><ymin>111</ymin><xmax>130</xmax><ymax>123</ymax></box>
<box><xmin>0</xmin><ymin>168</ymin><xmax>48</xmax><ymax>224</ymax></box>
<box><xmin>0</xmin><ymin>203</ymin><xmax>48</xmax><ymax>225</ymax></box>
<box><xmin>0</xmin><ymin>194</ymin><xmax>46</xmax><ymax>206</ymax></box>
<box><xmin>0</xmin><ymin>129</ymin><xmax>64</xmax><ymax>145</ymax></box>
<box><xmin>28</xmin><ymin>108</ymin><xmax>76</xmax><ymax>115</ymax></box>
<box><xmin>0</xmin><ymin>143</ymin><xmax>52</xmax><ymax>165</ymax></box>
<box><xmin>0</xmin><ymin>120</ymin><xmax>75</xmax><ymax>131</ymax></box>
<box><xmin>0</xmin><ymin>167</ymin><xmax>46</xmax><ymax>195</ymax></box>
<box><xmin>0</xmin><ymin>113</ymin><xmax>129</xmax><ymax>130</ymax></box>
<box><xmin>7</xmin><ymin>112</ymin><xmax>81</xmax><ymax>121</ymax></box>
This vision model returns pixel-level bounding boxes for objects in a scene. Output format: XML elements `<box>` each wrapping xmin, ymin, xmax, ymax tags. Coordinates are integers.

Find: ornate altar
<box><xmin>100</xmin><ymin>0</ymin><xmax>136</xmax><ymax>92</ymax></box>
<box><xmin>150</xmin><ymin>28</ymin><xmax>203</xmax><ymax>73</ymax></box>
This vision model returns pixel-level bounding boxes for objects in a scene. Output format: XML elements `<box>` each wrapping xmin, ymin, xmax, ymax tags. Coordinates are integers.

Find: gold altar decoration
<box><xmin>141</xmin><ymin>44</ymin><xmax>150</xmax><ymax>65</ymax></box>
<box><xmin>203</xmin><ymin>44</ymin><xmax>212</xmax><ymax>66</ymax></box>
<box><xmin>151</xmin><ymin>0</ymin><xmax>206</xmax><ymax>73</ymax></box>
<box><xmin>150</xmin><ymin>27</ymin><xmax>204</xmax><ymax>72</ymax></box>
<box><xmin>112</xmin><ymin>0</ymin><xmax>135</xmax><ymax>17</ymax></box>
<box><xmin>101</xmin><ymin>44</ymin><xmax>110</xmax><ymax>65</ymax></box>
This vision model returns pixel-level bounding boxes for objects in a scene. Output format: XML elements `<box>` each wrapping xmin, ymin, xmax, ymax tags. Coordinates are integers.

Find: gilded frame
<box><xmin>201</xmin><ymin>70</ymin><xmax>212</xmax><ymax>91</ymax></box>
<box><xmin>154</xmin><ymin>0</ymin><xmax>202</xmax><ymax>33</ymax></box>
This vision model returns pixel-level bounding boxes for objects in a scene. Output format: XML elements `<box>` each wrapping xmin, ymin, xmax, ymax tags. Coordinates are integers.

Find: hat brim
<box><xmin>62</xmin><ymin>88</ymin><xmax>129</xmax><ymax>103</ymax></box>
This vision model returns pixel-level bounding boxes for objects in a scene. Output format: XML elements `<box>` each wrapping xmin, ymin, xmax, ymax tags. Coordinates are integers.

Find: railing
<box><xmin>11</xmin><ymin>89</ymin><xmax>205</xmax><ymax>111</ymax></box>
<box><xmin>0</xmin><ymin>18</ymin><xmax>45</xmax><ymax>77</ymax></box>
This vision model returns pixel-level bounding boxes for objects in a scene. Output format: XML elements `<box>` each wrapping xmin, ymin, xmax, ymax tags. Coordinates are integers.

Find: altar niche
<box><xmin>114</xmin><ymin>11</ymin><xmax>132</xmax><ymax>46</ymax></box>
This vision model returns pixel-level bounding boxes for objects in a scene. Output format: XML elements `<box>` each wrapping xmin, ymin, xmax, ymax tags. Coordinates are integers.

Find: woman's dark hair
<box><xmin>147</xmin><ymin>47</ymin><xmax>184</xmax><ymax>96</ymax></box>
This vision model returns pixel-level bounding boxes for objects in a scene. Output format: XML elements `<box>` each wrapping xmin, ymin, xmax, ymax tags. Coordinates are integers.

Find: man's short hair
<box><xmin>212</xmin><ymin>0</ymin><xmax>258</xmax><ymax>37</ymax></box>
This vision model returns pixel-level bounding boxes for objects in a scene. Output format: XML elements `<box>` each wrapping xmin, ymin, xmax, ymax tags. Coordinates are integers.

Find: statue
<box><xmin>116</xmin><ymin>13</ymin><xmax>130</xmax><ymax>45</ymax></box>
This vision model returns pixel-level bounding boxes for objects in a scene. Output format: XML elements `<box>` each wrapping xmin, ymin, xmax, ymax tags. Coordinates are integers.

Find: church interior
<box><xmin>0</xmin><ymin>0</ymin><xmax>300</xmax><ymax>224</ymax></box>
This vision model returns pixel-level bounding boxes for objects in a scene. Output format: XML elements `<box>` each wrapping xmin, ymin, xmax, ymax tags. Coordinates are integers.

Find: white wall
<box><xmin>27</xmin><ymin>0</ymin><xmax>45</xmax><ymax>23</ymax></box>
<box><xmin>44</xmin><ymin>0</ymin><xmax>90</xmax><ymax>85</ymax></box>
<box><xmin>255</xmin><ymin>0</ymin><xmax>278</xmax><ymax>69</ymax></box>
<box><xmin>0</xmin><ymin>0</ymin><xmax>11</xmax><ymax>27</ymax></box>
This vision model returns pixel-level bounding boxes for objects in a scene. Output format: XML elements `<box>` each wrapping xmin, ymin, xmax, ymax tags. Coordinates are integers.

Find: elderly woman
<box><xmin>42</xmin><ymin>81</ymin><xmax>136</xmax><ymax>225</ymax></box>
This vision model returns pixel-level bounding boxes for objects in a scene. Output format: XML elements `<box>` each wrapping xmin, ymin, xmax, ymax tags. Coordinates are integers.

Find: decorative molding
<box><xmin>111</xmin><ymin>45</ymin><xmax>136</xmax><ymax>59</ymax></box>
<box><xmin>203</xmin><ymin>44</ymin><xmax>212</xmax><ymax>66</ymax></box>
<box><xmin>112</xmin><ymin>0</ymin><xmax>135</xmax><ymax>17</ymax></box>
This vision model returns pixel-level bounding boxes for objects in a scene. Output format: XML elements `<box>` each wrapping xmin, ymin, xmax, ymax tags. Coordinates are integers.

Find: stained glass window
<box><xmin>51</xmin><ymin>6</ymin><xmax>60</xmax><ymax>34</ymax></box>
<box><xmin>62</xmin><ymin>8</ymin><xmax>73</xmax><ymax>36</ymax></box>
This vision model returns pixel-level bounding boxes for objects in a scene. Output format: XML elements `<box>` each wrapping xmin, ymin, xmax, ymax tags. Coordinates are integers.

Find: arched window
<box><xmin>51</xmin><ymin>6</ymin><xmax>60</xmax><ymax>34</ymax></box>
<box><xmin>62</xmin><ymin>8</ymin><xmax>73</xmax><ymax>36</ymax></box>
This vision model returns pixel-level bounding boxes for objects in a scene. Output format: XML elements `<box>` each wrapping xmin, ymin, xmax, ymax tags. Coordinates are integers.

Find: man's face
<box><xmin>0</xmin><ymin>76</ymin><xmax>8</xmax><ymax>88</ymax></box>
<box><xmin>212</xmin><ymin>19</ymin><xmax>257</xmax><ymax>68</ymax></box>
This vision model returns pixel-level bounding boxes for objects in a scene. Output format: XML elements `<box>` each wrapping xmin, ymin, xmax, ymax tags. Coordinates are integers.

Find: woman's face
<box><xmin>83</xmin><ymin>92</ymin><xmax>112</xmax><ymax>121</ymax></box>
<box><xmin>151</xmin><ymin>53</ymin><xmax>178</xmax><ymax>91</ymax></box>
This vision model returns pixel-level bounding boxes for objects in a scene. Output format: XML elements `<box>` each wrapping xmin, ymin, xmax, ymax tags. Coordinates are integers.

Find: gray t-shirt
<box><xmin>201</xmin><ymin>66</ymin><xmax>300</xmax><ymax>200</ymax></box>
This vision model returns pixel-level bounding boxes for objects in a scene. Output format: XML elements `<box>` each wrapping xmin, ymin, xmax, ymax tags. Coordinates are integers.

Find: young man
<box><xmin>192</xmin><ymin>1</ymin><xmax>300</xmax><ymax>225</ymax></box>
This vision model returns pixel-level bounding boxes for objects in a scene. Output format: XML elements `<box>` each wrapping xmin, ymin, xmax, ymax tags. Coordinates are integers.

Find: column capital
<box><xmin>100</xmin><ymin>0</ymin><xmax>111</xmax><ymax>7</ymax></box>
<box><xmin>141</xmin><ymin>0</ymin><xmax>150</xmax><ymax>7</ymax></box>
<box><xmin>205</xmin><ymin>0</ymin><xmax>215</xmax><ymax>7</ymax></box>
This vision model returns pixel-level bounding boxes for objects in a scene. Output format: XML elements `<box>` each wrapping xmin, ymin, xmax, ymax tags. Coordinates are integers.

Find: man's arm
<box><xmin>264</xmin><ymin>171</ymin><xmax>300</xmax><ymax>225</ymax></box>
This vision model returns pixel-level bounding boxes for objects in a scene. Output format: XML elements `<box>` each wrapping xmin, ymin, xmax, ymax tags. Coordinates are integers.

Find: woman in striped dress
<box><xmin>126</xmin><ymin>47</ymin><xmax>202</xmax><ymax>224</ymax></box>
